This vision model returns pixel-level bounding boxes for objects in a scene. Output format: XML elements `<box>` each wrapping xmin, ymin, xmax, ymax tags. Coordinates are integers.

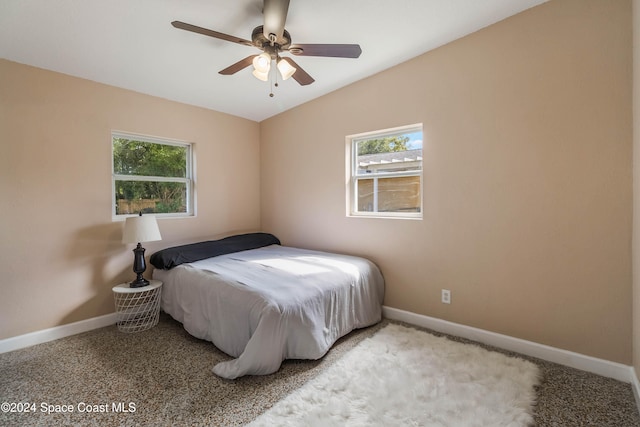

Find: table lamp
<box><xmin>122</xmin><ymin>212</ymin><xmax>162</xmax><ymax>288</ymax></box>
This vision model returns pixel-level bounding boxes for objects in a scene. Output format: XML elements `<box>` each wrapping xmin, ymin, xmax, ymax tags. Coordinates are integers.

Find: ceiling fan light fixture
<box><xmin>277</xmin><ymin>58</ymin><xmax>296</xmax><ymax>80</ymax></box>
<box><xmin>252</xmin><ymin>52</ymin><xmax>271</xmax><ymax>73</ymax></box>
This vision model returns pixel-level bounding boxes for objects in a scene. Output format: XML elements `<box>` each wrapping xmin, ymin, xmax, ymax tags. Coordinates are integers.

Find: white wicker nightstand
<box><xmin>112</xmin><ymin>280</ymin><xmax>162</xmax><ymax>333</ymax></box>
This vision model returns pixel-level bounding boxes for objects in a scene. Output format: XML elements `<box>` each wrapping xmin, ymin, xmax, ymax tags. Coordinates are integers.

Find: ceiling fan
<box><xmin>171</xmin><ymin>0</ymin><xmax>362</xmax><ymax>87</ymax></box>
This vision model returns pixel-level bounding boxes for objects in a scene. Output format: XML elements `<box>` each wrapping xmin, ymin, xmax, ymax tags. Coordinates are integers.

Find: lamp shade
<box><xmin>277</xmin><ymin>58</ymin><xmax>296</xmax><ymax>80</ymax></box>
<box><xmin>252</xmin><ymin>69</ymin><xmax>269</xmax><ymax>81</ymax></box>
<box><xmin>252</xmin><ymin>52</ymin><xmax>271</xmax><ymax>73</ymax></box>
<box><xmin>122</xmin><ymin>215</ymin><xmax>162</xmax><ymax>244</ymax></box>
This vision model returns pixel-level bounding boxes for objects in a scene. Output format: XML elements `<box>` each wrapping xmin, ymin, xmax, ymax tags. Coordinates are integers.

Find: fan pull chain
<box><xmin>269</xmin><ymin>59</ymin><xmax>278</xmax><ymax>98</ymax></box>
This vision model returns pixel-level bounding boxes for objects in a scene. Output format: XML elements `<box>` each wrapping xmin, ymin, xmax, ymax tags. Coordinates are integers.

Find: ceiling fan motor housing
<box><xmin>252</xmin><ymin>25</ymin><xmax>291</xmax><ymax>58</ymax></box>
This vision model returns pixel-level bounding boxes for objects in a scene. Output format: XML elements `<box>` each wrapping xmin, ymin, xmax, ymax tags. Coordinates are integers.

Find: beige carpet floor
<box><xmin>1</xmin><ymin>313</ymin><xmax>639</xmax><ymax>426</ymax></box>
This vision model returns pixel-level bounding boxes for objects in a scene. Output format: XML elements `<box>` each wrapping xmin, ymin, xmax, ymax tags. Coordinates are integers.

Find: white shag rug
<box><xmin>249</xmin><ymin>323</ymin><xmax>540</xmax><ymax>427</ymax></box>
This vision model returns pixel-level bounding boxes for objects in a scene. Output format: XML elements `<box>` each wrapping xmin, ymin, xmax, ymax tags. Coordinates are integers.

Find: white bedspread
<box><xmin>153</xmin><ymin>245</ymin><xmax>384</xmax><ymax>379</ymax></box>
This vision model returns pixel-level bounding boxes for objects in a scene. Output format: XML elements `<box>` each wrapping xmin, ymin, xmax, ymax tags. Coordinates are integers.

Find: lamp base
<box><xmin>129</xmin><ymin>275</ymin><xmax>150</xmax><ymax>288</ymax></box>
<box><xmin>129</xmin><ymin>243</ymin><xmax>150</xmax><ymax>288</ymax></box>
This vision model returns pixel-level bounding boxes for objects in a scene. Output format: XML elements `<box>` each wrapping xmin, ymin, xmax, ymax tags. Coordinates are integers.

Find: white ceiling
<box><xmin>0</xmin><ymin>0</ymin><xmax>547</xmax><ymax>122</ymax></box>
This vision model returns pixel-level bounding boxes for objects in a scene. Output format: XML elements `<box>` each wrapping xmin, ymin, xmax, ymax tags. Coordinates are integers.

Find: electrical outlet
<box><xmin>441</xmin><ymin>289</ymin><xmax>451</xmax><ymax>304</ymax></box>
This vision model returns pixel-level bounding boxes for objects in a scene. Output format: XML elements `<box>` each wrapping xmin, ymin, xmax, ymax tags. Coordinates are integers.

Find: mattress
<box><xmin>153</xmin><ymin>244</ymin><xmax>384</xmax><ymax>379</ymax></box>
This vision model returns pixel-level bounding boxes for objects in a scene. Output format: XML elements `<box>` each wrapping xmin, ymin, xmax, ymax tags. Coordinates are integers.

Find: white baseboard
<box><xmin>0</xmin><ymin>313</ymin><xmax>117</xmax><ymax>354</ymax></box>
<box><xmin>632</xmin><ymin>367</ymin><xmax>640</xmax><ymax>415</ymax></box>
<box><xmin>383</xmin><ymin>306</ymin><xmax>633</xmax><ymax>384</ymax></box>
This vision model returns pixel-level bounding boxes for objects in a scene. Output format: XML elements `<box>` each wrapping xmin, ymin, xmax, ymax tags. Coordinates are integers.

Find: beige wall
<box><xmin>261</xmin><ymin>0</ymin><xmax>633</xmax><ymax>363</ymax></box>
<box><xmin>0</xmin><ymin>59</ymin><xmax>261</xmax><ymax>339</ymax></box>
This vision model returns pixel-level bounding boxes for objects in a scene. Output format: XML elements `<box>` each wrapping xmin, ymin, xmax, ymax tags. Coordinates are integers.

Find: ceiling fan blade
<box><xmin>171</xmin><ymin>21</ymin><xmax>253</xmax><ymax>47</ymax></box>
<box><xmin>287</xmin><ymin>44</ymin><xmax>362</xmax><ymax>58</ymax></box>
<box><xmin>219</xmin><ymin>55</ymin><xmax>257</xmax><ymax>75</ymax></box>
<box><xmin>263</xmin><ymin>0</ymin><xmax>290</xmax><ymax>41</ymax></box>
<box><xmin>282</xmin><ymin>57</ymin><xmax>315</xmax><ymax>86</ymax></box>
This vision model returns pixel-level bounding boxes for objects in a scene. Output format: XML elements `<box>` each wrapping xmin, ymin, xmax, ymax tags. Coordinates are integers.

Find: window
<box><xmin>112</xmin><ymin>132</ymin><xmax>194</xmax><ymax>218</ymax></box>
<box><xmin>347</xmin><ymin>124</ymin><xmax>423</xmax><ymax>219</ymax></box>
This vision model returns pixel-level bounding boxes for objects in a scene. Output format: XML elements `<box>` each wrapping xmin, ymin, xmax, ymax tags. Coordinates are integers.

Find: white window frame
<box><xmin>346</xmin><ymin>123</ymin><xmax>423</xmax><ymax>219</ymax></box>
<box><xmin>112</xmin><ymin>131</ymin><xmax>195</xmax><ymax>220</ymax></box>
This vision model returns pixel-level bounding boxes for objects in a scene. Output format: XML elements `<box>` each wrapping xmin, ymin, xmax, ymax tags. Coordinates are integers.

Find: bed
<box><xmin>150</xmin><ymin>233</ymin><xmax>384</xmax><ymax>379</ymax></box>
